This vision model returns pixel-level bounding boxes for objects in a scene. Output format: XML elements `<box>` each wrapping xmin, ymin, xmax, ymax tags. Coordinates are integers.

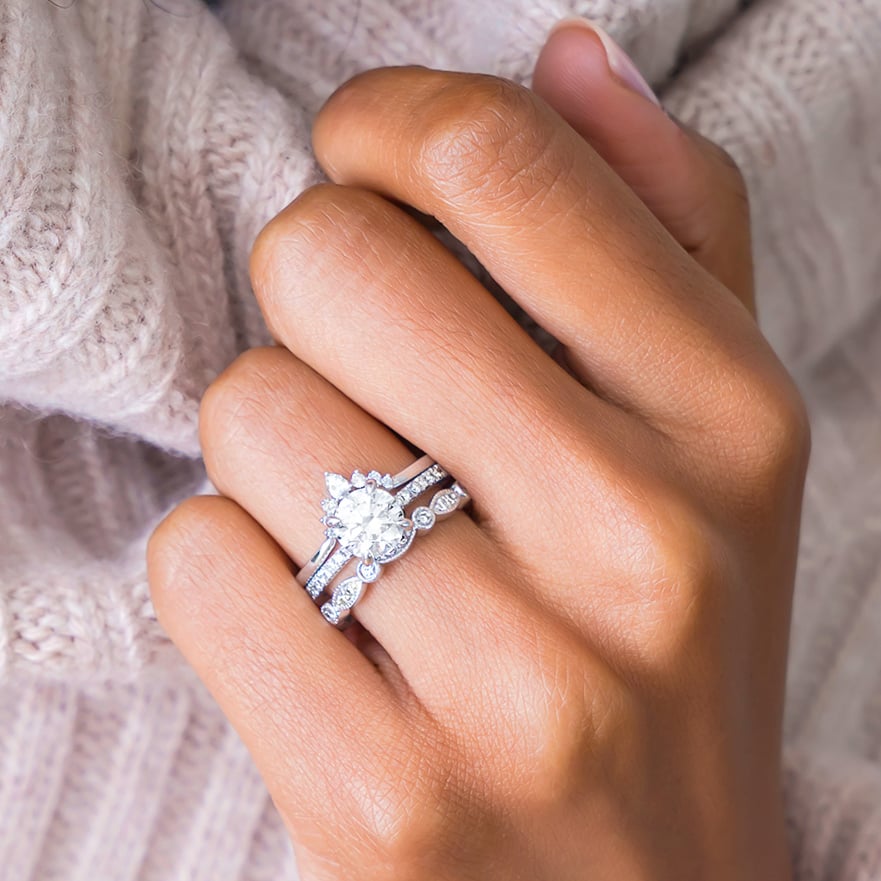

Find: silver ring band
<box><xmin>295</xmin><ymin>455</ymin><xmax>471</xmax><ymax>627</ymax></box>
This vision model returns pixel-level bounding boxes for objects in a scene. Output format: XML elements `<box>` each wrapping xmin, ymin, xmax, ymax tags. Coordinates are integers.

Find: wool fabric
<box><xmin>1</xmin><ymin>0</ymin><xmax>881</xmax><ymax>879</ymax></box>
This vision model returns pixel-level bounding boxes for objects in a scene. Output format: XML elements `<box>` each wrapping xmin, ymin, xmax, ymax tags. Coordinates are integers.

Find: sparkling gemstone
<box><xmin>356</xmin><ymin>558</ymin><xmax>381</xmax><ymax>582</ymax></box>
<box><xmin>321</xmin><ymin>603</ymin><xmax>341</xmax><ymax>624</ymax></box>
<box><xmin>334</xmin><ymin>577</ymin><xmax>364</xmax><ymax>606</ymax></box>
<box><xmin>325</xmin><ymin>472</ymin><xmax>350</xmax><ymax>499</ymax></box>
<box><xmin>430</xmin><ymin>490</ymin><xmax>459</xmax><ymax>515</ymax></box>
<box><xmin>332</xmin><ymin>486</ymin><xmax>407</xmax><ymax>557</ymax></box>
<box><xmin>412</xmin><ymin>506</ymin><xmax>436</xmax><ymax>530</ymax></box>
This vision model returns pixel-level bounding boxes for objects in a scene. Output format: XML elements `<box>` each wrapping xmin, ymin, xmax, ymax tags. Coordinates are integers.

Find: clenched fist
<box><xmin>148</xmin><ymin>21</ymin><xmax>808</xmax><ymax>881</ymax></box>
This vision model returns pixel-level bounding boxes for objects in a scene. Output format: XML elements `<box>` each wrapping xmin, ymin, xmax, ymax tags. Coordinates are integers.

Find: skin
<box><xmin>148</xmin><ymin>23</ymin><xmax>809</xmax><ymax>881</ymax></box>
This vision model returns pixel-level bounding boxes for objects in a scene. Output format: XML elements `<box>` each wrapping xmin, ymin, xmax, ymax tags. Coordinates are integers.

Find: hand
<box><xmin>148</xmin><ymin>23</ymin><xmax>809</xmax><ymax>881</ymax></box>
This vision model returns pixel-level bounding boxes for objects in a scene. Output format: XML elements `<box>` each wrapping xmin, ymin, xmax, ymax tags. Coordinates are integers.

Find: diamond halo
<box><xmin>320</xmin><ymin>470</ymin><xmax>412</xmax><ymax>560</ymax></box>
<box><xmin>298</xmin><ymin>456</ymin><xmax>471</xmax><ymax>628</ymax></box>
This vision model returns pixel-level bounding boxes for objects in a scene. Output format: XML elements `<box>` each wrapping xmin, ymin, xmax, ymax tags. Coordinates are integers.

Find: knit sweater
<box><xmin>1</xmin><ymin>1</ymin><xmax>880</xmax><ymax>879</ymax></box>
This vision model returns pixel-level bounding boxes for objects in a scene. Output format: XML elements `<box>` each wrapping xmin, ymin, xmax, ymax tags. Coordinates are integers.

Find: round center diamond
<box><xmin>333</xmin><ymin>486</ymin><xmax>407</xmax><ymax>558</ymax></box>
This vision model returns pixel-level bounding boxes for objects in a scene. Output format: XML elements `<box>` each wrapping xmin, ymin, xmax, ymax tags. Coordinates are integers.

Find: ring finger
<box><xmin>199</xmin><ymin>345</ymin><xmax>602</xmax><ymax>761</ymax></box>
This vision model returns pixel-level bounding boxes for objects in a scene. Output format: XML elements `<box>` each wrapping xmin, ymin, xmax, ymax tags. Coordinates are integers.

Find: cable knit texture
<box><xmin>0</xmin><ymin>0</ymin><xmax>880</xmax><ymax>878</ymax></box>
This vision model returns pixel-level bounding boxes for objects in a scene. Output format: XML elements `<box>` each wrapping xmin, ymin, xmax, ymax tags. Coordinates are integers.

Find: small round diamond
<box><xmin>357</xmin><ymin>559</ymin><xmax>381</xmax><ymax>582</ymax></box>
<box><xmin>333</xmin><ymin>486</ymin><xmax>407</xmax><ymax>558</ymax></box>
<box><xmin>412</xmin><ymin>506</ymin><xmax>436</xmax><ymax>530</ymax></box>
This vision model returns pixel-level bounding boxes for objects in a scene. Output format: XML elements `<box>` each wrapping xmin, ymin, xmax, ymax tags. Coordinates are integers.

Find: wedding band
<box><xmin>295</xmin><ymin>454</ymin><xmax>471</xmax><ymax>627</ymax></box>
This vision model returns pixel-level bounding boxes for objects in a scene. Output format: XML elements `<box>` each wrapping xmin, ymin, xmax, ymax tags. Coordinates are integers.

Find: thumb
<box><xmin>533</xmin><ymin>18</ymin><xmax>754</xmax><ymax>314</ymax></box>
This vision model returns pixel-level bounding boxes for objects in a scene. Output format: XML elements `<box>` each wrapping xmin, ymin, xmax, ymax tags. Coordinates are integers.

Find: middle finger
<box><xmin>250</xmin><ymin>183</ymin><xmax>638</xmax><ymax>569</ymax></box>
<box><xmin>311</xmin><ymin>67</ymin><xmax>780</xmax><ymax>443</ymax></box>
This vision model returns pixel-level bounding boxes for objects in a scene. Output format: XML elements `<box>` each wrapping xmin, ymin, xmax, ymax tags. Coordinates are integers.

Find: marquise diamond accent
<box><xmin>321</xmin><ymin>576</ymin><xmax>365</xmax><ymax>624</ymax></box>
<box><xmin>430</xmin><ymin>489</ymin><xmax>461</xmax><ymax>516</ymax></box>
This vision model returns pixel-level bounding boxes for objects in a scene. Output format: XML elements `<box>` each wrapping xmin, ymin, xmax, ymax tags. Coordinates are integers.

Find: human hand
<box><xmin>148</xmin><ymin>21</ymin><xmax>808</xmax><ymax>881</ymax></box>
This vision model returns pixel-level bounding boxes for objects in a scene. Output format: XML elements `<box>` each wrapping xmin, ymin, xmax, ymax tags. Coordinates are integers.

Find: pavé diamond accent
<box><xmin>393</xmin><ymin>464</ymin><xmax>448</xmax><ymax>506</ymax></box>
<box><xmin>305</xmin><ymin>547</ymin><xmax>352</xmax><ymax>598</ymax></box>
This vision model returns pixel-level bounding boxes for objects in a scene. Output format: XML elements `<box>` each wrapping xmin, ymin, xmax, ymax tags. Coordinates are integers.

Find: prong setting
<box><xmin>301</xmin><ymin>459</ymin><xmax>471</xmax><ymax>626</ymax></box>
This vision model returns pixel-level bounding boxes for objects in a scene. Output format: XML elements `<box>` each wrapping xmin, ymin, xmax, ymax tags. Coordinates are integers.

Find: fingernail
<box><xmin>549</xmin><ymin>18</ymin><xmax>661</xmax><ymax>107</ymax></box>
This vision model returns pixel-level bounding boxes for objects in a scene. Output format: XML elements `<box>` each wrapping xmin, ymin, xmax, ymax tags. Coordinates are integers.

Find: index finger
<box><xmin>312</xmin><ymin>67</ymin><xmax>780</xmax><ymax>438</ymax></box>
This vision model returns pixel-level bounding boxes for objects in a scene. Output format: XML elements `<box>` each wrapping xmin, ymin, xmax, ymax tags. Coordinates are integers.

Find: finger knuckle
<box><xmin>289</xmin><ymin>184</ymin><xmax>386</xmax><ymax>253</ymax></box>
<box><xmin>742</xmin><ymin>375</ymin><xmax>812</xmax><ymax>481</ymax></box>
<box><xmin>417</xmin><ymin>75</ymin><xmax>557</xmax><ymax>210</ymax></box>
<box><xmin>363</xmin><ymin>758</ymin><xmax>458</xmax><ymax>878</ymax></box>
<box><xmin>250</xmin><ymin>197</ymin><xmax>299</xmax><ymax>294</ymax></box>
<box><xmin>250</xmin><ymin>185</ymin><xmax>344</xmax><ymax>293</ymax></box>
<box><xmin>199</xmin><ymin>347</ymin><xmax>285</xmax><ymax>481</ymax></box>
<box><xmin>252</xmin><ymin>184</ymin><xmax>398</xmax><ymax>311</ymax></box>
<box><xmin>708</xmin><ymin>355</ymin><xmax>812</xmax><ymax>495</ymax></box>
<box><xmin>511</xmin><ymin>630</ymin><xmax>623</xmax><ymax>806</ymax></box>
<box><xmin>628</xmin><ymin>485</ymin><xmax>728</xmax><ymax>662</ymax></box>
<box><xmin>249</xmin><ymin>184</ymin><xmax>342</xmax><ymax>279</ymax></box>
<box><xmin>146</xmin><ymin>495</ymin><xmax>237</xmax><ymax>612</ymax></box>
<box><xmin>716</xmin><ymin>143</ymin><xmax>749</xmax><ymax>198</ymax></box>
